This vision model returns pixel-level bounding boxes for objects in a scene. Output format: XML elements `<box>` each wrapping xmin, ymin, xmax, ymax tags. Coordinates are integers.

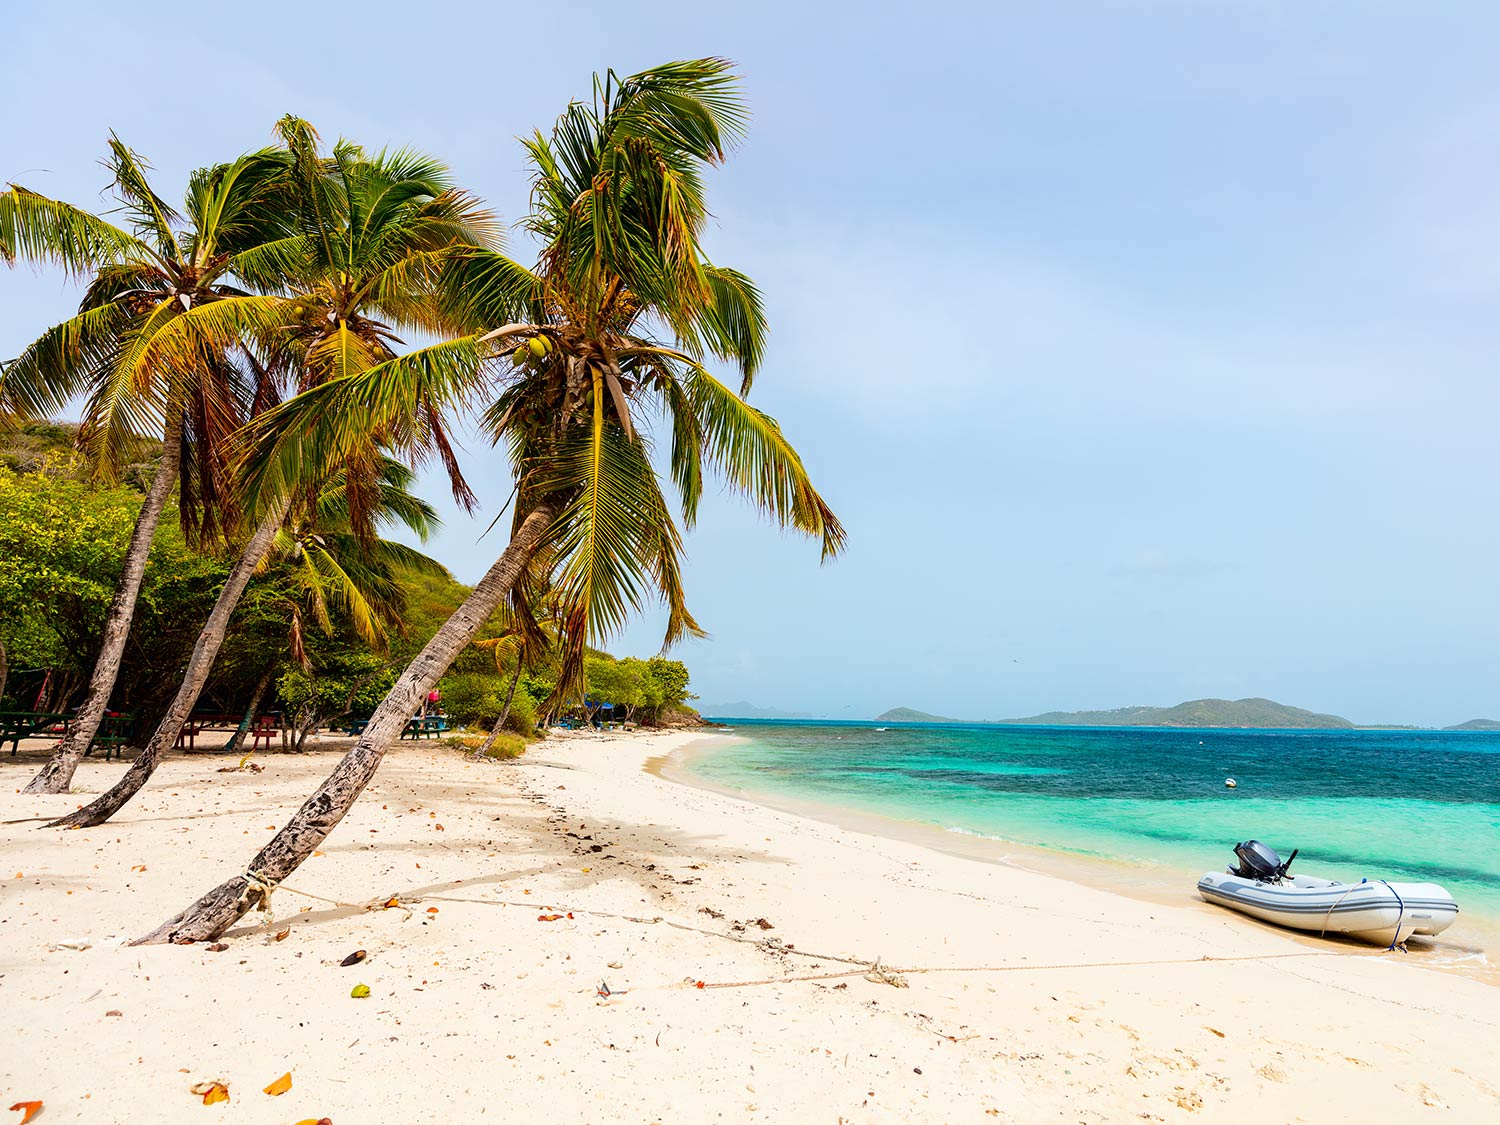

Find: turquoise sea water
<box><xmin>683</xmin><ymin>720</ymin><xmax>1500</xmax><ymax>941</ymax></box>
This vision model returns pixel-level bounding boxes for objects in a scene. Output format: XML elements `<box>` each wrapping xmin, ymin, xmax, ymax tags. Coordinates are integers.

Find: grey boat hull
<box><xmin>1197</xmin><ymin>871</ymin><xmax>1457</xmax><ymax>946</ymax></box>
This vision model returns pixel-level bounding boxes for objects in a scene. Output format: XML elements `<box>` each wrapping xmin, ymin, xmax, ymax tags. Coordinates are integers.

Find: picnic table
<box><xmin>175</xmin><ymin>712</ymin><xmax>281</xmax><ymax>751</ymax></box>
<box><xmin>0</xmin><ymin>711</ymin><xmax>133</xmax><ymax>759</ymax></box>
<box><xmin>0</xmin><ymin>711</ymin><xmax>72</xmax><ymax>755</ymax></box>
<box><xmin>401</xmin><ymin>716</ymin><xmax>449</xmax><ymax>740</ymax></box>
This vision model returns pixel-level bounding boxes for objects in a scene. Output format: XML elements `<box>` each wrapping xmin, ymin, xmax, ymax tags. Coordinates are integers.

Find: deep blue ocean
<box><xmin>684</xmin><ymin>720</ymin><xmax>1500</xmax><ymax>934</ymax></box>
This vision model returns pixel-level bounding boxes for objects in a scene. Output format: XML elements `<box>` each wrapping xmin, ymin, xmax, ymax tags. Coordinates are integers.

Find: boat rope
<box><xmin>1379</xmin><ymin>880</ymin><xmax>1407</xmax><ymax>951</ymax></box>
<box><xmin>1318</xmin><ymin>882</ymin><xmax>1365</xmax><ymax>938</ymax></box>
<box><xmin>679</xmin><ymin>950</ymin><xmax>1346</xmax><ymax>992</ymax></box>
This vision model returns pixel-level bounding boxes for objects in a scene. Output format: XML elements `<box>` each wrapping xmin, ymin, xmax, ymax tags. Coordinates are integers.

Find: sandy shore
<box><xmin>3</xmin><ymin>730</ymin><xmax>1498</xmax><ymax>1123</ymax></box>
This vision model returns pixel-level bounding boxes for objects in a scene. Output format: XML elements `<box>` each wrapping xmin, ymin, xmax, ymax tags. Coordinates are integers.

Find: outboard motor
<box><xmin>1231</xmin><ymin>840</ymin><xmax>1297</xmax><ymax>882</ymax></box>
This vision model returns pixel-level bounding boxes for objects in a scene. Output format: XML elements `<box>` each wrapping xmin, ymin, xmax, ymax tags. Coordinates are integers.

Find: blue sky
<box><xmin>5</xmin><ymin>3</ymin><xmax>1499</xmax><ymax>725</ymax></box>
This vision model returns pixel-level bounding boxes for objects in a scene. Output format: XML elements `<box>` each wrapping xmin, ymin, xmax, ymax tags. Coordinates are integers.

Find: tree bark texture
<box><xmin>49</xmin><ymin>502</ymin><xmax>287</xmax><ymax>828</ymax></box>
<box><xmin>134</xmin><ymin>502</ymin><xmax>559</xmax><ymax>944</ymax></box>
<box><xmin>24</xmin><ymin>413</ymin><xmax>184</xmax><ymax>794</ymax></box>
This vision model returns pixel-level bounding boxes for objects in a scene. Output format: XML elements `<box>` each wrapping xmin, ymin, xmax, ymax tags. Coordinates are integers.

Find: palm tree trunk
<box><xmin>472</xmin><ymin>663</ymin><xmax>524</xmax><ymax>759</ymax></box>
<box><xmin>224</xmin><ymin>666</ymin><xmax>276</xmax><ymax>755</ymax></box>
<box><xmin>48</xmin><ymin>502</ymin><xmax>287</xmax><ymax>828</ymax></box>
<box><xmin>0</xmin><ymin>637</ymin><xmax>8</xmax><ymax>706</ymax></box>
<box><xmin>24</xmin><ymin>412</ymin><xmax>184</xmax><ymax>794</ymax></box>
<box><xmin>135</xmin><ymin>501</ymin><xmax>558</xmax><ymax>945</ymax></box>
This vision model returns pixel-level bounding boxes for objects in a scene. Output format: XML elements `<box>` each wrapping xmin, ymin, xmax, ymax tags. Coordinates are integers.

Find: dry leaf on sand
<box><xmin>263</xmin><ymin>1072</ymin><xmax>292</xmax><ymax>1096</ymax></box>
<box><xmin>9</xmin><ymin>1102</ymin><xmax>43</xmax><ymax>1124</ymax></box>
<box><xmin>189</xmin><ymin>1080</ymin><xmax>230</xmax><ymax>1104</ymax></box>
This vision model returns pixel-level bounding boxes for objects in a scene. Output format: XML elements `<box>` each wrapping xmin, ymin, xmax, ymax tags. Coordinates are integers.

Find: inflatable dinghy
<box><xmin>1197</xmin><ymin>840</ymin><xmax>1457</xmax><ymax>946</ymax></box>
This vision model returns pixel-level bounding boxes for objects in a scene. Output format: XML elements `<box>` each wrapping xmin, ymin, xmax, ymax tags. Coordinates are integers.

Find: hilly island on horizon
<box><xmin>861</xmin><ymin>697</ymin><xmax>1500</xmax><ymax>730</ymax></box>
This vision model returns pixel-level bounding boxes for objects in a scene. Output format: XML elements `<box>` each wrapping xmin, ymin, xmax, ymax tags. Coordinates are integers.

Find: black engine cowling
<box><xmin>1232</xmin><ymin>839</ymin><xmax>1297</xmax><ymax>881</ymax></box>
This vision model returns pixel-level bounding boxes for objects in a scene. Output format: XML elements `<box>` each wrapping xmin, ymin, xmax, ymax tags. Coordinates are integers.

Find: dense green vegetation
<box><xmin>0</xmin><ymin>423</ymin><xmax>698</xmax><ymax>736</ymax></box>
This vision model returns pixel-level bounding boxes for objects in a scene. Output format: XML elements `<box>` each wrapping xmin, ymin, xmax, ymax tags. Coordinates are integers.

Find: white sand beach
<box><xmin>3</xmin><ymin>730</ymin><xmax>1498</xmax><ymax>1123</ymax></box>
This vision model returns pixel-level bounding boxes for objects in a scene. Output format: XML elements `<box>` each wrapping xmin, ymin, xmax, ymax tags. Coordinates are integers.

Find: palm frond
<box><xmin>239</xmin><ymin>334</ymin><xmax>489</xmax><ymax>514</ymax></box>
<box><xmin>104</xmin><ymin>135</ymin><xmax>181</xmax><ymax>258</ymax></box>
<box><xmin>0</xmin><ymin>185</ymin><xmax>146</xmax><ymax>274</ymax></box>
<box><xmin>679</xmin><ymin>364</ymin><xmax>846</xmax><ymax>560</ymax></box>
<box><xmin>1</xmin><ymin>302</ymin><xmax>131</xmax><ymax>419</ymax></box>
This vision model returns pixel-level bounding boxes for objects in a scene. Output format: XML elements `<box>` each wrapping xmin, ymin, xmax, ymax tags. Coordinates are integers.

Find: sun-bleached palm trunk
<box><xmin>49</xmin><ymin>501</ymin><xmax>288</xmax><ymax>828</ymax></box>
<box><xmin>135</xmin><ymin>502</ymin><xmax>558</xmax><ymax>944</ymax></box>
<box><xmin>472</xmin><ymin>663</ymin><xmax>524</xmax><ymax>759</ymax></box>
<box><xmin>24</xmin><ymin>413</ymin><xmax>184</xmax><ymax>795</ymax></box>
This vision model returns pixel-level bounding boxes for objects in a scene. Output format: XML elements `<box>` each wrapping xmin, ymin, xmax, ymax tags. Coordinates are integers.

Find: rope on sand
<box><xmin>690</xmin><ymin>950</ymin><xmax>1351</xmax><ymax>991</ymax></box>
<box><xmin>234</xmin><ymin>885</ymin><xmax>1366</xmax><ymax>991</ymax></box>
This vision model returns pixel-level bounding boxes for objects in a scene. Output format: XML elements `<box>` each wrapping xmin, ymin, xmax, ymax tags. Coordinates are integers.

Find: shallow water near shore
<box><xmin>678</xmin><ymin>720</ymin><xmax>1500</xmax><ymax>982</ymax></box>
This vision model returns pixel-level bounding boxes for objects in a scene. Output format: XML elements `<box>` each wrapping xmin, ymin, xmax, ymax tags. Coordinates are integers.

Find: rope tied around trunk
<box><xmin>238</xmin><ymin>870</ymin><xmax>279</xmax><ymax>917</ymax></box>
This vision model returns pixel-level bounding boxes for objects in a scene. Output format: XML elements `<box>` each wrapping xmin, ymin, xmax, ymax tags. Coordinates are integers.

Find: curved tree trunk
<box><xmin>24</xmin><ymin>413</ymin><xmax>184</xmax><ymax>794</ymax></box>
<box><xmin>49</xmin><ymin>502</ymin><xmax>287</xmax><ymax>829</ymax></box>
<box><xmin>134</xmin><ymin>501</ymin><xmax>558</xmax><ymax>945</ymax></box>
<box><xmin>224</xmin><ymin>666</ymin><xmax>276</xmax><ymax>755</ymax></box>
<box><xmin>472</xmin><ymin>663</ymin><xmax>524</xmax><ymax>759</ymax></box>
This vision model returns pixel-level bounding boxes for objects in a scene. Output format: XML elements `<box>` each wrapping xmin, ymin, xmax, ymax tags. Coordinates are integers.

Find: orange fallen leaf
<box><xmin>312</xmin><ymin>850</ymin><xmax>325</xmax><ymax>857</ymax></box>
<box><xmin>434</xmin><ymin>824</ymin><xmax>445</xmax><ymax>831</ymax></box>
<box><xmin>383</xmin><ymin>896</ymin><xmax>400</xmax><ymax>908</ymax></box>
<box><xmin>292</xmin><ymin>1119</ymin><xmax>333</xmax><ymax>1125</ymax></box>
<box><xmin>695</xmin><ymin>981</ymin><xmax>706</xmax><ymax>989</ymax></box>
<box><xmin>189</xmin><ymin>1080</ymin><xmax>229</xmax><ymax>1105</ymax></box>
<box><xmin>263</xmin><ymin>1072</ymin><xmax>292</xmax><ymax>1096</ymax></box>
<box><xmin>426</xmin><ymin>907</ymin><xmax>439</xmax><ymax>914</ymax></box>
<box><xmin>274</xmin><ymin>927</ymin><xmax>291</xmax><ymax>942</ymax></box>
<box><xmin>9</xmin><ymin>1102</ymin><xmax>42</xmax><ymax>1124</ymax></box>
<box><xmin>537</xmin><ymin>913</ymin><xmax>564</xmax><ymax>922</ymax></box>
<box><xmin>130</xmin><ymin>864</ymin><xmax>147</xmax><ymax>873</ymax></box>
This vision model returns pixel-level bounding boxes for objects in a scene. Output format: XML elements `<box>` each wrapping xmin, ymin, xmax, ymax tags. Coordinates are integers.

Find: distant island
<box><xmin>876</xmin><ymin>697</ymin><xmax>1370</xmax><ymax>729</ymax></box>
<box><xmin>697</xmin><ymin>701</ymin><xmax>814</xmax><ymax>720</ymax></box>
<box><xmin>1443</xmin><ymin>718</ymin><xmax>1500</xmax><ymax>731</ymax></box>
<box><xmin>875</xmin><ymin>707</ymin><xmax>956</xmax><ymax>723</ymax></box>
<box><xmin>997</xmin><ymin>697</ymin><xmax>1354</xmax><ymax>730</ymax></box>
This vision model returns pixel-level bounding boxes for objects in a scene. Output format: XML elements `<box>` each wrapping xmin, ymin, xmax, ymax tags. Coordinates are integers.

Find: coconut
<box><xmin>512</xmin><ymin>345</ymin><xmax>528</xmax><ymax>365</ymax></box>
<box><xmin>528</xmin><ymin>336</ymin><xmax>549</xmax><ymax>358</ymax></box>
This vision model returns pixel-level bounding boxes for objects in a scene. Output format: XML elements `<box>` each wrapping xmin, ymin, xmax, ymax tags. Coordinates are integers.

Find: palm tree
<box><xmin>49</xmin><ymin>458</ymin><xmax>444</xmax><ymax>827</ymax></box>
<box><xmin>44</xmin><ymin>122</ymin><xmax>497</xmax><ymax>822</ymax></box>
<box><xmin>2</xmin><ymin>141</ymin><xmax>294</xmax><ymax>793</ymax></box>
<box><xmin>139</xmin><ymin>59</ymin><xmax>843</xmax><ymax>944</ymax></box>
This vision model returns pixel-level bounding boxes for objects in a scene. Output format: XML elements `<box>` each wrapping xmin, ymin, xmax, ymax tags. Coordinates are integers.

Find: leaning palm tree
<box><xmin>45</xmin><ymin>125</ymin><xmax>497</xmax><ymax>823</ymax></box>
<box><xmin>2</xmin><ymin>141</ymin><xmax>294</xmax><ymax>793</ymax></box>
<box><xmin>140</xmin><ymin>59</ymin><xmax>843</xmax><ymax>944</ymax></box>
